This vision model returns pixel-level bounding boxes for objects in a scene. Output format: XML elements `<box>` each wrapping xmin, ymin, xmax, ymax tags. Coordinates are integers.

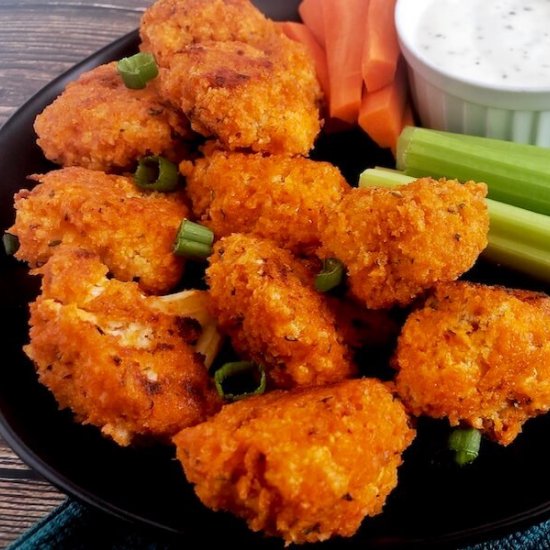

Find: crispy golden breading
<box><xmin>34</xmin><ymin>62</ymin><xmax>193</xmax><ymax>171</ymax></box>
<box><xmin>140</xmin><ymin>0</ymin><xmax>279</xmax><ymax>67</ymax></box>
<box><xmin>26</xmin><ymin>247</ymin><xmax>221</xmax><ymax>446</ymax></box>
<box><xmin>160</xmin><ymin>38</ymin><xmax>322</xmax><ymax>154</ymax></box>
<box><xmin>9</xmin><ymin>167</ymin><xmax>187</xmax><ymax>294</ymax></box>
<box><xmin>206</xmin><ymin>234</ymin><xmax>356</xmax><ymax>388</ymax></box>
<box><xmin>394</xmin><ymin>281</ymin><xmax>550</xmax><ymax>445</ymax></box>
<box><xmin>319</xmin><ymin>178</ymin><xmax>489</xmax><ymax>309</ymax></box>
<box><xmin>173</xmin><ymin>378</ymin><xmax>415</xmax><ymax>545</ymax></box>
<box><xmin>182</xmin><ymin>149</ymin><xmax>350</xmax><ymax>254</ymax></box>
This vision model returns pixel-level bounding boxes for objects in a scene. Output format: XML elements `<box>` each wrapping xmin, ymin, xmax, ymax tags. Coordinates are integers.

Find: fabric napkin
<box><xmin>8</xmin><ymin>498</ymin><xmax>550</xmax><ymax>549</ymax></box>
<box><xmin>7</xmin><ymin>500</ymin><xmax>183</xmax><ymax>550</ymax></box>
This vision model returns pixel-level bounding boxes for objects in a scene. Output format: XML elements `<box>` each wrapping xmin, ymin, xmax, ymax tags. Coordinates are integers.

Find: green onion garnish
<box><xmin>134</xmin><ymin>156</ymin><xmax>179</xmax><ymax>192</ymax></box>
<box><xmin>173</xmin><ymin>219</ymin><xmax>214</xmax><ymax>260</ymax></box>
<box><xmin>214</xmin><ymin>361</ymin><xmax>266</xmax><ymax>402</ymax></box>
<box><xmin>3</xmin><ymin>232</ymin><xmax>19</xmax><ymax>256</ymax></box>
<box><xmin>117</xmin><ymin>52</ymin><xmax>158</xmax><ymax>89</ymax></box>
<box><xmin>315</xmin><ymin>258</ymin><xmax>344</xmax><ymax>292</ymax></box>
<box><xmin>448</xmin><ymin>427</ymin><xmax>481</xmax><ymax>466</ymax></box>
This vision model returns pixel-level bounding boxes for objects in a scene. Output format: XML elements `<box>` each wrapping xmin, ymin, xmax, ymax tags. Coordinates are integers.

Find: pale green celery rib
<box><xmin>483</xmin><ymin>235</ymin><xmax>550</xmax><ymax>282</ymax></box>
<box><xmin>358</xmin><ymin>167</ymin><xmax>415</xmax><ymax>187</ymax></box>
<box><xmin>395</xmin><ymin>126</ymin><xmax>550</xmax><ymax>217</ymax></box>
<box><xmin>359</xmin><ymin>168</ymin><xmax>550</xmax><ymax>283</ymax></box>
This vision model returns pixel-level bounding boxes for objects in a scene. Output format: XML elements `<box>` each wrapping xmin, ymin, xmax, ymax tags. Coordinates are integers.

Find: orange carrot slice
<box><xmin>358</xmin><ymin>58</ymin><xmax>407</xmax><ymax>150</ymax></box>
<box><xmin>322</xmin><ymin>0</ymin><xmax>369</xmax><ymax>123</ymax></box>
<box><xmin>298</xmin><ymin>0</ymin><xmax>325</xmax><ymax>47</ymax></box>
<box><xmin>401</xmin><ymin>102</ymin><xmax>415</xmax><ymax>129</ymax></box>
<box><xmin>278</xmin><ymin>21</ymin><xmax>330</xmax><ymax>103</ymax></box>
<box><xmin>390</xmin><ymin>102</ymin><xmax>415</xmax><ymax>154</ymax></box>
<box><xmin>362</xmin><ymin>0</ymin><xmax>400</xmax><ymax>92</ymax></box>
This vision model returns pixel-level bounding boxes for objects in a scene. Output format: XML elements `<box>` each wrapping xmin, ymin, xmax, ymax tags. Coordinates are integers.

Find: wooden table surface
<box><xmin>0</xmin><ymin>1</ymin><xmax>149</xmax><ymax>545</ymax></box>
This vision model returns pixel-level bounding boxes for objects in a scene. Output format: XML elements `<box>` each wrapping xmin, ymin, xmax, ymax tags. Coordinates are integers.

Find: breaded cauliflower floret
<box><xmin>319</xmin><ymin>178</ymin><xmax>489</xmax><ymax>309</ymax></box>
<box><xmin>182</xmin><ymin>149</ymin><xmax>349</xmax><ymax>254</ymax></box>
<box><xmin>394</xmin><ymin>281</ymin><xmax>550</xmax><ymax>445</ymax></box>
<box><xmin>34</xmin><ymin>62</ymin><xmax>194</xmax><ymax>172</ymax></box>
<box><xmin>206</xmin><ymin>234</ymin><xmax>356</xmax><ymax>389</ymax></box>
<box><xmin>9</xmin><ymin>167</ymin><xmax>188</xmax><ymax>294</ymax></box>
<box><xmin>139</xmin><ymin>0</ymin><xmax>279</xmax><ymax>68</ymax></box>
<box><xmin>26</xmin><ymin>247</ymin><xmax>221</xmax><ymax>446</ymax></box>
<box><xmin>160</xmin><ymin>38</ymin><xmax>322</xmax><ymax>155</ymax></box>
<box><xmin>173</xmin><ymin>378</ymin><xmax>415</xmax><ymax>545</ymax></box>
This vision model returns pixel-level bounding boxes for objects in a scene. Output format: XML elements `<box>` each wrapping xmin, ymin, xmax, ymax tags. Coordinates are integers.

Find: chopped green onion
<box><xmin>448</xmin><ymin>428</ymin><xmax>481</xmax><ymax>466</ymax></box>
<box><xmin>396</xmin><ymin>126</ymin><xmax>550</xmax><ymax>217</ymax></box>
<box><xmin>176</xmin><ymin>240</ymin><xmax>213</xmax><ymax>259</ymax></box>
<box><xmin>173</xmin><ymin>219</ymin><xmax>214</xmax><ymax>260</ymax></box>
<box><xmin>3</xmin><ymin>232</ymin><xmax>19</xmax><ymax>256</ymax></box>
<box><xmin>359</xmin><ymin>167</ymin><xmax>550</xmax><ymax>283</ymax></box>
<box><xmin>117</xmin><ymin>52</ymin><xmax>158</xmax><ymax>89</ymax></box>
<box><xmin>134</xmin><ymin>156</ymin><xmax>179</xmax><ymax>192</ymax></box>
<box><xmin>177</xmin><ymin>220</ymin><xmax>213</xmax><ymax>245</ymax></box>
<box><xmin>214</xmin><ymin>361</ymin><xmax>266</xmax><ymax>401</ymax></box>
<box><xmin>315</xmin><ymin>258</ymin><xmax>345</xmax><ymax>292</ymax></box>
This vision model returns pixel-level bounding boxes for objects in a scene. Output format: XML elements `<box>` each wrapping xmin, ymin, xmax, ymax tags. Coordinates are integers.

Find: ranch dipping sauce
<box><xmin>415</xmin><ymin>0</ymin><xmax>550</xmax><ymax>89</ymax></box>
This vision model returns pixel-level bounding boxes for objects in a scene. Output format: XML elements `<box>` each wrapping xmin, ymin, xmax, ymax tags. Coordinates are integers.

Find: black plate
<box><xmin>2</xmin><ymin>2</ymin><xmax>550</xmax><ymax>548</ymax></box>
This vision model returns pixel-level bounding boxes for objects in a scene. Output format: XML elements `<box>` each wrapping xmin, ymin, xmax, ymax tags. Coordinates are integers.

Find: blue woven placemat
<box><xmin>7</xmin><ymin>500</ymin><xmax>184</xmax><ymax>550</ymax></box>
<box><xmin>7</xmin><ymin>499</ymin><xmax>550</xmax><ymax>549</ymax></box>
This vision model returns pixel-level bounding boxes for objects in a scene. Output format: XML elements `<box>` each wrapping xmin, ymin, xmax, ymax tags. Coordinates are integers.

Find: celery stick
<box><xmin>396</xmin><ymin>126</ymin><xmax>550</xmax><ymax>217</ymax></box>
<box><xmin>359</xmin><ymin>167</ymin><xmax>550</xmax><ymax>283</ymax></box>
<box><xmin>483</xmin><ymin>234</ymin><xmax>550</xmax><ymax>282</ymax></box>
<box><xmin>358</xmin><ymin>167</ymin><xmax>414</xmax><ymax>187</ymax></box>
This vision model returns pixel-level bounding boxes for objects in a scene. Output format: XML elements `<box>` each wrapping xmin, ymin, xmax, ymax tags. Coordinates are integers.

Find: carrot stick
<box><xmin>358</xmin><ymin>59</ymin><xmax>408</xmax><ymax>151</ymax></box>
<box><xmin>278</xmin><ymin>21</ymin><xmax>330</xmax><ymax>103</ymax></box>
<box><xmin>389</xmin><ymin>102</ymin><xmax>415</xmax><ymax>154</ymax></box>
<box><xmin>322</xmin><ymin>0</ymin><xmax>369</xmax><ymax>123</ymax></box>
<box><xmin>401</xmin><ymin>102</ymin><xmax>415</xmax><ymax>129</ymax></box>
<box><xmin>298</xmin><ymin>0</ymin><xmax>325</xmax><ymax>47</ymax></box>
<box><xmin>362</xmin><ymin>0</ymin><xmax>400</xmax><ymax>92</ymax></box>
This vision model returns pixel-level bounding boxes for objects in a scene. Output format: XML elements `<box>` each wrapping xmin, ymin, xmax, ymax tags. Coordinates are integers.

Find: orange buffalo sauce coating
<box><xmin>25</xmin><ymin>247</ymin><xmax>221</xmax><ymax>446</ymax></box>
<box><xmin>206</xmin><ymin>234</ymin><xmax>356</xmax><ymax>389</ymax></box>
<box><xmin>395</xmin><ymin>281</ymin><xmax>550</xmax><ymax>445</ymax></box>
<box><xmin>174</xmin><ymin>378</ymin><xmax>415</xmax><ymax>544</ymax></box>
<box><xmin>319</xmin><ymin>178</ymin><xmax>489</xmax><ymax>309</ymax></box>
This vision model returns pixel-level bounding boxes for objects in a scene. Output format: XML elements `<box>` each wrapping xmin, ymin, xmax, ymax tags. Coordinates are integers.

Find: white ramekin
<box><xmin>395</xmin><ymin>0</ymin><xmax>550</xmax><ymax>147</ymax></box>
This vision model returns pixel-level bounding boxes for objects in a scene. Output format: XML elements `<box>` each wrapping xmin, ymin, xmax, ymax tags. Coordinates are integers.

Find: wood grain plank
<box><xmin>0</xmin><ymin>478</ymin><xmax>66</xmax><ymax>548</ymax></box>
<box><xmin>0</xmin><ymin>445</ymin><xmax>35</xmax><ymax>473</ymax></box>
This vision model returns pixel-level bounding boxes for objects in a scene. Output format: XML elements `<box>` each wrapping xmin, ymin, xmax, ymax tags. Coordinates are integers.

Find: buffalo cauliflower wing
<box><xmin>173</xmin><ymin>377</ymin><xmax>415</xmax><ymax>545</ymax></box>
<box><xmin>159</xmin><ymin>37</ymin><xmax>322</xmax><ymax>154</ymax></box>
<box><xmin>319</xmin><ymin>178</ymin><xmax>489</xmax><ymax>309</ymax></box>
<box><xmin>394</xmin><ymin>281</ymin><xmax>550</xmax><ymax>445</ymax></box>
<box><xmin>206</xmin><ymin>234</ymin><xmax>356</xmax><ymax>388</ymax></box>
<box><xmin>25</xmin><ymin>246</ymin><xmax>221</xmax><ymax>446</ymax></box>
<box><xmin>34</xmin><ymin>62</ymin><xmax>193</xmax><ymax>172</ymax></box>
<box><xmin>182</xmin><ymin>148</ymin><xmax>349</xmax><ymax>255</ymax></box>
<box><xmin>9</xmin><ymin>167</ymin><xmax>188</xmax><ymax>294</ymax></box>
<box><xmin>139</xmin><ymin>0</ymin><xmax>279</xmax><ymax>67</ymax></box>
